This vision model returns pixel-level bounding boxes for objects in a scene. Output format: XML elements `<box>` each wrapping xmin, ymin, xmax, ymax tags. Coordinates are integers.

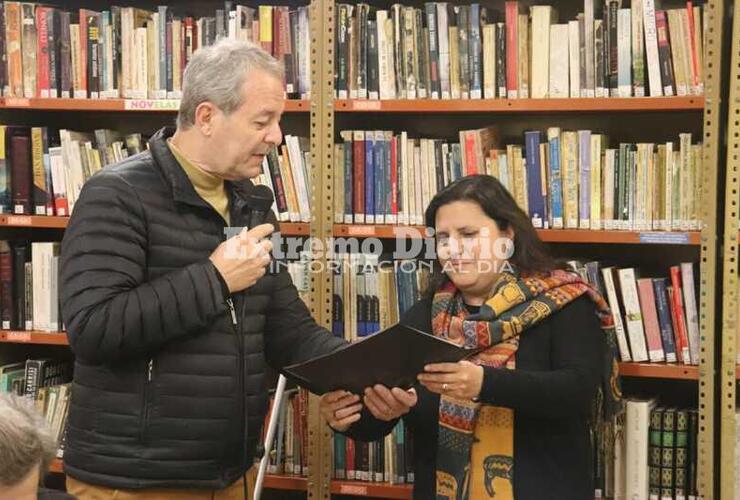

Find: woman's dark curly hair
<box><xmin>424</xmin><ymin>175</ymin><xmax>559</xmax><ymax>287</ymax></box>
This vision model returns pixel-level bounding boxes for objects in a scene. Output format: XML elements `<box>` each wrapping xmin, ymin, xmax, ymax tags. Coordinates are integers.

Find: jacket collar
<box><xmin>148</xmin><ymin>127</ymin><xmax>257</xmax><ymax>217</ymax></box>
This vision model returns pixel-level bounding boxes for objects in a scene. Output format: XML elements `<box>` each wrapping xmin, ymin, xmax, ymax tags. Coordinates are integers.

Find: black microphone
<box><xmin>246</xmin><ymin>184</ymin><xmax>275</xmax><ymax>230</ymax></box>
<box><xmin>245</xmin><ymin>185</ymin><xmax>277</xmax><ymax>274</ymax></box>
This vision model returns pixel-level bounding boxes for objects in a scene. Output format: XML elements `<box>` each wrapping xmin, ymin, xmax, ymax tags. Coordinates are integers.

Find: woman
<box><xmin>320</xmin><ymin>175</ymin><xmax>620</xmax><ymax>500</ymax></box>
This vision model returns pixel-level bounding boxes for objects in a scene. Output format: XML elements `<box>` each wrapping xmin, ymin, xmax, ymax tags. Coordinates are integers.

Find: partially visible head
<box><xmin>0</xmin><ymin>394</ymin><xmax>56</xmax><ymax>500</ymax></box>
<box><xmin>176</xmin><ymin>38</ymin><xmax>285</xmax><ymax>181</ymax></box>
<box><xmin>425</xmin><ymin>175</ymin><xmax>557</xmax><ymax>302</ymax></box>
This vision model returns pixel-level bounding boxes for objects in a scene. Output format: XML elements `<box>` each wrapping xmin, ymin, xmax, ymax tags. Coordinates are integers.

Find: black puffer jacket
<box><xmin>60</xmin><ymin>127</ymin><xmax>345</xmax><ymax>489</ymax></box>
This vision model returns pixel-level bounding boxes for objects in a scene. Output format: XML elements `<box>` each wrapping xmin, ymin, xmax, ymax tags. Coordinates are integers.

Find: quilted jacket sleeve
<box><xmin>60</xmin><ymin>170</ymin><xmax>228</xmax><ymax>364</ymax></box>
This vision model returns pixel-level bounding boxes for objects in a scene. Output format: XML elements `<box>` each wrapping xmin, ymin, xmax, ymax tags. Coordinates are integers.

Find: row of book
<box><xmin>261</xmin><ymin>389</ymin><xmax>309</xmax><ymax>477</ymax></box>
<box><xmin>333</xmin><ymin>422</ymin><xmax>414</xmax><ymax>484</ymax></box>
<box><xmin>0</xmin><ymin>126</ymin><xmax>144</xmax><ymax>217</ymax></box>
<box><xmin>331</xmin><ymin>254</ymin><xmax>430</xmax><ymax>342</ymax></box>
<box><xmin>569</xmin><ymin>259</ymin><xmax>700</xmax><ymax>365</ymax></box>
<box><xmin>0</xmin><ymin>241</ymin><xmax>61</xmax><ymax>333</ymax></box>
<box><xmin>335</xmin><ymin>1</ymin><xmax>704</xmax><ymax>100</ymax></box>
<box><xmin>598</xmin><ymin>401</ymin><xmax>699</xmax><ymax>499</ymax></box>
<box><xmin>1</xmin><ymin>2</ymin><xmax>311</xmax><ymax>100</ymax></box>
<box><xmin>0</xmin><ymin>125</ymin><xmax>313</xmax><ymax>224</ymax></box>
<box><xmin>0</xmin><ymin>358</ymin><xmax>72</xmax><ymax>459</ymax></box>
<box><xmin>333</xmin><ymin>127</ymin><xmax>702</xmax><ymax>231</ymax></box>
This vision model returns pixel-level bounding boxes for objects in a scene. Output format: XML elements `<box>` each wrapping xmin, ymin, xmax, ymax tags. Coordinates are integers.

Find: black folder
<box><xmin>283</xmin><ymin>323</ymin><xmax>481</xmax><ymax>395</ymax></box>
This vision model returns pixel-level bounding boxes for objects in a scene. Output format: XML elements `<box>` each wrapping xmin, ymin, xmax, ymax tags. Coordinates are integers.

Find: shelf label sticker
<box><xmin>7</xmin><ymin>331</ymin><xmax>31</xmax><ymax>342</ymax></box>
<box><xmin>346</xmin><ymin>225</ymin><xmax>376</xmax><ymax>236</ymax></box>
<box><xmin>352</xmin><ymin>100</ymin><xmax>381</xmax><ymax>111</ymax></box>
<box><xmin>124</xmin><ymin>99</ymin><xmax>181</xmax><ymax>111</ymax></box>
<box><xmin>5</xmin><ymin>98</ymin><xmax>30</xmax><ymax>107</ymax></box>
<box><xmin>338</xmin><ymin>485</ymin><xmax>368</xmax><ymax>495</ymax></box>
<box><xmin>638</xmin><ymin>232</ymin><xmax>691</xmax><ymax>244</ymax></box>
<box><xmin>7</xmin><ymin>215</ymin><xmax>32</xmax><ymax>226</ymax></box>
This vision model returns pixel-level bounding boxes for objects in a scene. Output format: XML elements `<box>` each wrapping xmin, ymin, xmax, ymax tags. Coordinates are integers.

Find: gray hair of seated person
<box><xmin>0</xmin><ymin>393</ymin><xmax>56</xmax><ymax>487</ymax></box>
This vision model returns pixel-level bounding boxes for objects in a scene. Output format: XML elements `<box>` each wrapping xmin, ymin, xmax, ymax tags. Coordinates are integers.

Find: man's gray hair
<box><xmin>0</xmin><ymin>393</ymin><xmax>56</xmax><ymax>486</ymax></box>
<box><xmin>177</xmin><ymin>38</ymin><xmax>285</xmax><ymax>129</ymax></box>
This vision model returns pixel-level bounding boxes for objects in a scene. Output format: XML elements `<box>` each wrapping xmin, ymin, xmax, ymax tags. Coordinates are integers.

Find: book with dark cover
<box><xmin>367</xmin><ymin>19</ymin><xmax>379</xmax><ymax>99</ymax></box>
<box><xmin>0</xmin><ymin>241</ymin><xmax>12</xmax><ymax>329</ymax></box>
<box><xmin>284</xmin><ymin>322</ymin><xmax>482</xmax><ymax>395</ymax></box>
<box><xmin>12</xmin><ymin>243</ymin><xmax>27</xmax><ymax>330</ymax></box>
<box><xmin>86</xmin><ymin>12</ymin><xmax>100</xmax><ymax>98</ymax></box>
<box><xmin>59</xmin><ymin>11</ymin><xmax>72</xmax><ymax>98</ymax></box>
<box><xmin>456</xmin><ymin>5</ymin><xmax>469</xmax><ymax>98</ymax></box>
<box><xmin>425</xmin><ymin>3</ymin><xmax>440</xmax><ymax>98</ymax></box>
<box><xmin>0</xmin><ymin>3</ymin><xmax>6</xmax><ymax>95</ymax></box>
<box><xmin>7</xmin><ymin>127</ymin><xmax>32</xmax><ymax>215</ymax></box>
<box><xmin>495</xmin><ymin>22</ymin><xmax>506</xmax><ymax>97</ymax></box>
<box><xmin>655</xmin><ymin>10</ymin><xmax>676</xmax><ymax>96</ymax></box>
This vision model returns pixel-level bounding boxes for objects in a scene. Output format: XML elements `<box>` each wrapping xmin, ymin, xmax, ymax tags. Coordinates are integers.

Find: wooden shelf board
<box><xmin>334</xmin><ymin>224</ymin><xmax>700</xmax><ymax>245</ymax></box>
<box><xmin>618</xmin><ymin>362</ymin><xmax>699</xmax><ymax>380</ymax></box>
<box><xmin>331</xmin><ymin>480</ymin><xmax>413</xmax><ymax>499</ymax></box>
<box><xmin>0</xmin><ymin>215</ymin><xmax>307</xmax><ymax>236</ymax></box>
<box><xmin>0</xmin><ymin>215</ymin><xmax>68</xmax><ymax>228</ymax></box>
<box><xmin>263</xmin><ymin>474</ymin><xmax>308</xmax><ymax>491</ymax></box>
<box><xmin>335</xmin><ymin>96</ymin><xmax>704</xmax><ymax>113</ymax></box>
<box><xmin>0</xmin><ymin>330</ymin><xmax>68</xmax><ymax>345</ymax></box>
<box><xmin>0</xmin><ymin>97</ymin><xmax>309</xmax><ymax>113</ymax></box>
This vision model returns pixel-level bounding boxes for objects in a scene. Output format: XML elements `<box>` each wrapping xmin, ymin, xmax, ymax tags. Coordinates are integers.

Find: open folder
<box><xmin>283</xmin><ymin>323</ymin><xmax>482</xmax><ymax>395</ymax></box>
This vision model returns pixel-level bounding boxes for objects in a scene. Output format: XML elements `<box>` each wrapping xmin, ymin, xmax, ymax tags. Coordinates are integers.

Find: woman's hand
<box><xmin>417</xmin><ymin>360</ymin><xmax>484</xmax><ymax>400</ymax></box>
<box><xmin>319</xmin><ymin>390</ymin><xmax>363</xmax><ymax>432</ymax></box>
<box><xmin>363</xmin><ymin>385</ymin><xmax>418</xmax><ymax>421</ymax></box>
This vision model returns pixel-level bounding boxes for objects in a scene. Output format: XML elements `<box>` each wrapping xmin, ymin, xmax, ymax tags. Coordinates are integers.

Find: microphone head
<box><xmin>247</xmin><ymin>184</ymin><xmax>275</xmax><ymax>213</ymax></box>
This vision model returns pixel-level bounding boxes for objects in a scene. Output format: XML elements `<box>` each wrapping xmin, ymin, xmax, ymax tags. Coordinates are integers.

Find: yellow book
<box><xmin>259</xmin><ymin>6</ymin><xmax>273</xmax><ymax>49</ymax></box>
<box><xmin>31</xmin><ymin>128</ymin><xmax>46</xmax><ymax>215</ymax></box>
<box><xmin>590</xmin><ymin>134</ymin><xmax>603</xmax><ymax>230</ymax></box>
<box><xmin>655</xmin><ymin>145</ymin><xmax>666</xmax><ymax>229</ymax></box>
<box><xmin>561</xmin><ymin>131</ymin><xmax>579</xmax><ymax>229</ymax></box>
<box><xmin>279</xmin><ymin>145</ymin><xmax>300</xmax><ymax>222</ymax></box>
<box><xmin>691</xmin><ymin>144</ymin><xmax>702</xmax><ymax>229</ymax></box>
<box><xmin>448</xmin><ymin>24</ymin><xmax>460</xmax><ymax>99</ymax></box>
<box><xmin>679</xmin><ymin>133</ymin><xmax>692</xmax><ymax>231</ymax></box>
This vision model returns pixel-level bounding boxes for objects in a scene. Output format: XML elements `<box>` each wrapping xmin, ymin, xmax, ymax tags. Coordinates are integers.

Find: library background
<box><xmin>0</xmin><ymin>0</ymin><xmax>736</xmax><ymax>498</ymax></box>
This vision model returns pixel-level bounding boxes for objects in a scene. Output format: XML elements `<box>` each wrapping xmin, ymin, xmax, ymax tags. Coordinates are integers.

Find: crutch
<box><xmin>253</xmin><ymin>373</ymin><xmax>288</xmax><ymax>500</ymax></box>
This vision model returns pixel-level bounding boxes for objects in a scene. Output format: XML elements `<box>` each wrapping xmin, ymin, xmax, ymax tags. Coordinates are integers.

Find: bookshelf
<box><xmin>0</xmin><ymin>97</ymin><xmax>310</xmax><ymax>113</ymax></box>
<box><xmin>335</xmin><ymin>96</ymin><xmax>705</xmax><ymax>113</ymax></box>
<box><xmin>720</xmin><ymin>1</ymin><xmax>740</xmax><ymax>497</ymax></box>
<box><xmin>0</xmin><ymin>0</ymin><xmax>730</xmax><ymax>498</ymax></box>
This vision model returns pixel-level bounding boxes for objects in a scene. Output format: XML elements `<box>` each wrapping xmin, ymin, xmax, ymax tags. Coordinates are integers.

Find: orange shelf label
<box><xmin>352</xmin><ymin>100</ymin><xmax>381</xmax><ymax>111</ymax></box>
<box><xmin>7</xmin><ymin>331</ymin><xmax>31</xmax><ymax>342</ymax></box>
<box><xmin>338</xmin><ymin>485</ymin><xmax>368</xmax><ymax>495</ymax></box>
<box><xmin>7</xmin><ymin>215</ymin><xmax>32</xmax><ymax>226</ymax></box>
<box><xmin>5</xmin><ymin>97</ymin><xmax>30</xmax><ymax>107</ymax></box>
<box><xmin>346</xmin><ymin>226</ymin><xmax>376</xmax><ymax>236</ymax></box>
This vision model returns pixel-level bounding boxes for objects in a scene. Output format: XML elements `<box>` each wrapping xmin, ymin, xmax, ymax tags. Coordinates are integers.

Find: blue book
<box><xmin>365</xmin><ymin>134</ymin><xmax>375</xmax><ymax>223</ymax></box>
<box><xmin>469</xmin><ymin>4</ymin><xmax>482</xmax><ymax>98</ymax></box>
<box><xmin>652</xmin><ymin>278</ymin><xmax>678</xmax><ymax>363</ymax></box>
<box><xmin>547</xmin><ymin>129</ymin><xmax>563</xmax><ymax>228</ymax></box>
<box><xmin>524</xmin><ymin>131</ymin><xmax>545</xmax><ymax>228</ymax></box>
<box><xmin>334</xmin><ymin>432</ymin><xmax>347</xmax><ymax>479</ymax></box>
<box><xmin>385</xmin><ymin>133</ymin><xmax>393</xmax><ymax>221</ymax></box>
<box><xmin>373</xmin><ymin>132</ymin><xmax>384</xmax><ymax>223</ymax></box>
<box><xmin>158</xmin><ymin>6</ymin><xmax>168</xmax><ymax>95</ymax></box>
<box><xmin>342</xmin><ymin>134</ymin><xmax>353</xmax><ymax>222</ymax></box>
<box><xmin>101</xmin><ymin>11</ymin><xmax>110</xmax><ymax>94</ymax></box>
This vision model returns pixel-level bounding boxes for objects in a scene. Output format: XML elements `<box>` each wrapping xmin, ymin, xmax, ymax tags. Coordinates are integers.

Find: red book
<box><xmin>504</xmin><ymin>1</ymin><xmax>520</xmax><ymax>98</ymax></box>
<box><xmin>345</xmin><ymin>437</ymin><xmax>356</xmax><ymax>480</ymax></box>
<box><xmin>464</xmin><ymin>131</ymin><xmax>477</xmax><ymax>175</ymax></box>
<box><xmin>35</xmin><ymin>6</ymin><xmax>50</xmax><ymax>97</ymax></box>
<box><xmin>669</xmin><ymin>266</ymin><xmax>691</xmax><ymax>364</ymax></box>
<box><xmin>637</xmin><ymin>278</ymin><xmax>665</xmax><ymax>363</ymax></box>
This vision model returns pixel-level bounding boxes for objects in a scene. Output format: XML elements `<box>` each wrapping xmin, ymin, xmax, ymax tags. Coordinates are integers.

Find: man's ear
<box><xmin>194</xmin><ymin>102</ymin><xmax>218</xmax><ymax>136</ymax></box>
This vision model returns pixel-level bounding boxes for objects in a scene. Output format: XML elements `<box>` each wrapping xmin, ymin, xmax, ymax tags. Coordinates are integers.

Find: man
<box><xmin>60</xmin><ymin>39</ymin><xmax>415</xmax><ymax>499</ymax></box>
<box><xmin>0</xmin><ymin>394</ymin><xmax>75</xmax><ymax>500</ymax></box>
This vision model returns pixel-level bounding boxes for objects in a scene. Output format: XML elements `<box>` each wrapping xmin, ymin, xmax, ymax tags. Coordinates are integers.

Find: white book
<box><xmin>48</xmin><ymin>147</ymin><xmax>68</xmax><ymax>217</ymax></box>
<box><xmin>631</xmin><ymin>0</ymin><xmax>646</xmax><ymax>97</ymax></box>
<box><xmin>617</xmin><ymin>9</ymin><xmax>632</xmax><ymax>97</ymax></box>
<box><xmin>375</xmin><ymin>130</ymin><xmax>386</xmax><ymax>224</ymax></box>
<box><xmin>436</xmin><ymin>4</ymin><xmax>450</xmax><ymax>99</ymax></box>
<box><xmin>590</xmin><ymin>134</ymin><xmax>602</xmax><ymax>230</ymax></box>
<box><xmin>613</xmin><ymin>411</ymin><xmax>627</xmax><ymax>500</ymax></box>
<box><xmin>681</xmin><ymin>262</ymin><xmax>700</xmax><ymax>365</ymax></box>
<box><xmin>584</xmin><ymin>0</ymin><xmax>595</xmax><ymax>97</ymax></box>
<box><xmin>568</xmin><ymin>21</ymin><xmax>581</xmax><ymax>98</ymax></box>
<box><xmin>531</xmin><ymin>6</ymin><xmax>555</xmax><ymax>99</ymax></box>
<box><xmin>664</xmin><ymin>142</ymin><xmax>674</xmax><ymax>231</ymax></box>
<box><xmin>618</xmin><ymin>268</ymin><xmax>650</xmax><ymax>363</ymax></box>
<box><xmin>413</xmin><ymin>142</ymin><xmax>423</xmax><ymax>226</ymax></box>
<box><xmin>377</xmin><ymin>11</ymin><xmax>394</xmax><ymax>100</ymax></box>
<box><xmin>286</xmin><ymin>136</ymin><xmax>311</xmax><ymax>223</ymax></box>
<box><xmin>642</xmin><ymin>0</ymin><xmax>663</xmax><ymax>96</ymax></box>
<box><xmin>602</xmin><ymin>267</ymin><xmax>632</xmax><ymax>362</ymax></box>
<box><xmin>625</xmin><ymin>399</ymin><xmax>656</xmax><ymax>500</ymax></box>
<box><xmin>400</xmin><ymin>132</ymin><xmax>409</xmax><ymax>226</ymax></box>
<box><xmin>549</xmin><ymin>24</ymin><xmax>570</xmax><ymax>98</ymax></box>
<box><xmin>482</xmin><ymin>24</ymin><xmax>496</xmax><ymax>99</ymax></box>
<box><xmin>679</xmin><ymin>133</ymin><xmax>692</xmax><ymax>231</ymax></box>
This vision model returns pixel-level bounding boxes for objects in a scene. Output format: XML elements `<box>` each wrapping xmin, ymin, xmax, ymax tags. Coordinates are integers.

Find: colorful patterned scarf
<box><xmin>431</xmin><ymin>270</ymin><xmax>622</xmax><ymax>500</ymax></box>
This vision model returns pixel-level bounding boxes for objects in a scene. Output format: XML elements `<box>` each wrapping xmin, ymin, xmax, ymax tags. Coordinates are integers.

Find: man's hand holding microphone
<box><xmin>209</xmin><ymin>223</ymin><xmax>274</xmax><ymax>293</ymax></box>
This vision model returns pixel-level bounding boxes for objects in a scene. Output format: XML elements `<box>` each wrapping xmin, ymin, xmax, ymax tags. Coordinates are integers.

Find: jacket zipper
<box><xmin>226</xmin><ymin>297</ymin><xmax>246</xmax><ymax>465</ymax></box>
<box><xmin>140</xmin><ymin>359</ymin><xmax>154</xmax><ymax>441</ymax></box>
